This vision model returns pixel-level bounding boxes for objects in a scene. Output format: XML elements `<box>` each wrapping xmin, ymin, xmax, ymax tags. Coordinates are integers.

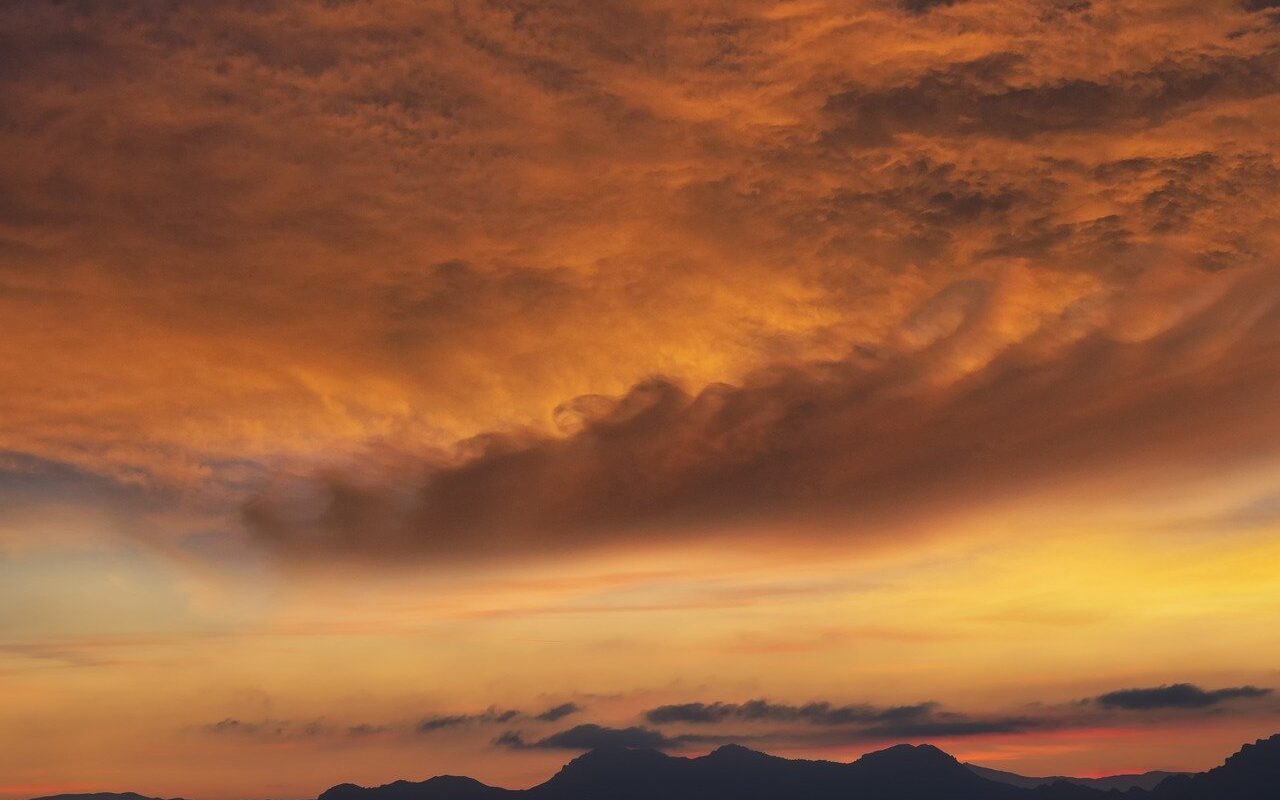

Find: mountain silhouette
<box><xmin>968</xmin><ymin>764</ymin><xmax>1186</xmax><ymax>791</ymax></box>
<box><xmin>315</xmin><ymin>743</ymin><xmax>1085</xmax><ymax>800</ymax></box>
<box><xmin>1148</xmin><ymin>733</ymin><xmax>1280</xmax><ymax>799</ymax></box>
<box><xmin>322</xmin><ymin>777</ymin><xmax>511</xmax><ymax>800</ymax></box>
<box><xmin>30</xmin><ymin>794</ymin><xmax>183</xmax><ymax>800</ymax></box>
<box><xmin>35</xmin><ymin>733</ymin><xmax>1280</xmax><ymax>800</ymax></box>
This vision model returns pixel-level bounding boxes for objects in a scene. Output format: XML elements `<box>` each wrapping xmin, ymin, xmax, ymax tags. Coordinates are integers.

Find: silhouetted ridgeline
<box><xmin>31</xmin><ymin>794</ymin><xmax>183</xmax><ymax>800</ymax></box>
<box><xmin>967</xmin><ymin>765</ymin><xmax>1185</xmax><ymax>791</ymax></box>
<box><xmin>33</xmin><ymin>733</ymin><xmax>1280</xmax><ymax>800</ymax></box>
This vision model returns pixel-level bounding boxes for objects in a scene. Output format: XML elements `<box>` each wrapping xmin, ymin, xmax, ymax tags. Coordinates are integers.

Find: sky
<box><xmin>2</xmin><ymin>0</ymin><xmax>1280</xmax><ymax>797</ymax></box>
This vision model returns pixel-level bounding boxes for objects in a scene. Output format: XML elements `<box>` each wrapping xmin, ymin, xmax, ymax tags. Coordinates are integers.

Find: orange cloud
<box><xmin>1</xmin><ymin>0</ymin><xmax>1276</xmax><ymax>520</ymax></box>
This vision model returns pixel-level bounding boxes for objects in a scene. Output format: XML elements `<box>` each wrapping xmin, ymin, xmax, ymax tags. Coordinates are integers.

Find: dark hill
<box><xmin>1149</xmin><ymin>733</ymin><xmax>1280</xmax><ymax>799</ymax></box>
<box><xmin>319</xmin><ymin>776</ymin><xmax>516</xmax><ymax>800</ymax></box>
<box><xmin>316</xmin><ymin>741</ymin><xmax>1034</xmax><ymax>800</ymax></box>
<box><xmin>31</xmin><ymin>794</ymin><xmax>182</xmax><ymax>800</ymax></box>
<box><xmin>969</xmin><ymin>764</ymin><xmax>1186</xmax><ymax>791</ymax></box>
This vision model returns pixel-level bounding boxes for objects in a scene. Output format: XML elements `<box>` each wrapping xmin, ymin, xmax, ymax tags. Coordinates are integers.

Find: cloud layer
<box><xmin>0</xmin><ymin>0</ymin><xmax>1277</xmax><ymax>561</ymax></box>
<box><xmin>485</xmin><ymin>684</ymin><xmax>1280</xmax><ymax>753</ymax></box>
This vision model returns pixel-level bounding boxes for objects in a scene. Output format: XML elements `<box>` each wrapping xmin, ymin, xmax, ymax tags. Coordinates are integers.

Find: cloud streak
<box><xmin>418</xmin><ymin>708</ymin><xmax>521</xmax><ymax>732</ymax></box>
<box><xmin>1095</xmin><ymin>684</ymin><xmax>1273</xmax><ymax>710</ymax></box>
<box><xmin>537</xmin><ymin>703</ymin><xmax>585</xmax><ymax>723</ymax></box>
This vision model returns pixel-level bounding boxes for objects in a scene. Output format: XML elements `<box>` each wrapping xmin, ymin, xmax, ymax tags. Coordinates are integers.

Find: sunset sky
<box><xmin>3</xmin><ymin>0</ymin><xmax>1280</xmax><ymax>798</ymax></box>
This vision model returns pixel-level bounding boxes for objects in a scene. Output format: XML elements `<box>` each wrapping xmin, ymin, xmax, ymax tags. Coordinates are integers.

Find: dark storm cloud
<box><xmin>644</xmin><ymin>699</ymin><xmax>937</xmax><ymax>726</ymax></box>
<box><xmin>494</xmin><ymin>724</ymin><xmax>684</xmax><ymax>751</ymax></box>
<box><xmin>1095</xmin><ymin>684</ymin><xmax>1273</xmax><ymax>710</ymax></box>
<box><xmin>245</xmin><ymin>271</ymin><xmax>1280</xmax><ymax>562</ymax></box>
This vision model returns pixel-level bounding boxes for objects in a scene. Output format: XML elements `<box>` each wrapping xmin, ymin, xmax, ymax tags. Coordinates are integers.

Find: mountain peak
<box><xmin>847</xmin><ymin>742</ymin><xmax>998</xmax><ymax>797</ymax></box>
<box><xmin>550</xmin><ymin>745</ymin><xmax>671</xmax><ymax>781</ymax></box>
<box><xmin>856</xmin><ymin>742</ymin><xmax>960</xmax><ymax>770</ymax></box>
<box><xmin>567</xmin><ymin>744</ymin><xmax>669</xmax><ymax>766</ymax></box>
<box><xmin>1223</xmin><ymin>733</ymin><xmax>1280</xmax><ymax>768</ymax></box>
<box><xmin>541</xmin><ymin>745</ymin><xmax>682</xmax><ymax>797</ymax></box>
<box><xmin>705</xmin><ymin>743</ymin><xmax>770</xmax><ymax>761</ymax></box>
<box><xmin>317</xmin><ymin>775</ymin><xmax>506</xmax><ymax>800</ymax></box>
<box><xmin>1144</xmin><ymin>733</ymin><xmax>1280</xmax><ymax>799</ymax></box>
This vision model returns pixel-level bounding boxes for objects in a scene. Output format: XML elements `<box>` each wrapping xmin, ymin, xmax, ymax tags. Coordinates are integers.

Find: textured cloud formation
<box><xmin>1</xmin><ymin>0</ymin><xmax>1277</xmax><ymax>554</ymax></box>
<box><xmin>821</xmin><ymin>48</ymin><xmax>1280</xmax><ymax>145</ymax></box>
<box><xmin>1095</xmin><ymin>684</ymin><xmax>1273</xmax><ymax>710</ymax></box>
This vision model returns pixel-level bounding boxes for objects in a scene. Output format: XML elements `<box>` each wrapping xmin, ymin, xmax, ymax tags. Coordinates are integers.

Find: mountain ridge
<box><xmin>967</xmin><ymin>763</ymin><xmax>1187</xmax><ymax>791</ymax></box>
<box><xmin>35</xmin><ymin>733</ymin><xmax>1280</xmax><ymax>800</ymax></box>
